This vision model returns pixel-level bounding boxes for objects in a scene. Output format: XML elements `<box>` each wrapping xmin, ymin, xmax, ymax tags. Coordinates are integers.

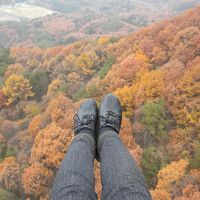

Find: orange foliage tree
<box><xmin>0</xmin><ymin>157</ymin><xmax>20</xmax><ymax>194</ymax></box>
<box><xmin>151</xmin><ymin>160</ymin><xmax>189</xmax><ymax>199</ymax></box>
<box><xmin>167</xmin><ymin>128</ymin><xmax>199</xmax><ymax>161</ymax></box>
<box><xmin>115</xmin><ymin>69</ymin><xmax>165</xmax><ymax>116</ymax></box>
<box><xmin>168</xmin><ymin>64</ymin><xmax>200</xmax><ymax>127</ymax></box>
<box><xmin>150</xmin><ymin>46</ymin><xmax>168</xmax><ymax>66</ymax></box>
<box><xmin>120</xmin><ymin>118</ymin><xmax>143</xmax><ymax>166</ymax></box>
<box><xmin>46</xmin><ymin>94</ymin><xmax>76</xmax><ymax>129</ymax></box>
<box><xmin>31</xmin><ymin>123</ymin><xmax>72</xmax><ymax>170</ymax></box>
<box><xmin>114</xmin><ymin>85</ymin><xmax>135</xmax><ymax>116</ymax></box>
<box><xmin>97</xmin><ymin>36</ymin><xmax>110</xmax><ymax>45</ymax></box>
<box><xmin>4</xmin><ymin>63</ymin><xmax>24</xmax><ymax>79</ymax></box>
<box><xmin>67</xmin><ymin>72</ymin><xmax>80</xmax><ymax>83</ymax></box>
<box><xmin>28</xmin><ymin>115</ymin><xmax>45</xmax><ymax>139</ymax></box>
<box><xmin>175</xmin><ymin>184</ymin><xmax>200</xmax><ymax>200</ymax></box>
<box><xmin>47</xmin><ymin>79</ymin><xmax>63</xmax><ymax>96</ymax></box>
<box><xmin>134</xmin><ymin>70</ymin><xmax>165</xmax><ymax>106</ymax></box>
<box><xmin>0</xmin><ymin>89</ymin><xmax>7</xmax><ymax>109</ymax></box>
<box><xmin>22</xmin><ymin>162</ymin><xmax>53</xmax><ymax>200</ymax></box>
<box><xmin>151</xmin><ymin>189</ymin><xmax>171</xmax><ymax>200</ymax></box>
<box><xmin>103</xmin><ymin>51</ymin><xmax>150</xmax><ymax>92</ymax></box>
<box><xmin>76</xmin><ymin>51</ymin><xmax>98</xmax><ymax>74</ymax></box>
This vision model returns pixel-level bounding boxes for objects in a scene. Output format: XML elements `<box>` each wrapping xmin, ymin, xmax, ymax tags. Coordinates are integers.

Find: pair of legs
<box><xmin>51</xmin><ymin>95</ymin><xmax>151</xmax><ymax>200</ymax></box>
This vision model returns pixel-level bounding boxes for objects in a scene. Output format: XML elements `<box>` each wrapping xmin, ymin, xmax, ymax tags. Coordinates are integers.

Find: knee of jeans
<box><xmin>98</xmin><ymin>132</ymin><xmax>120</xmax><ymax>151</ymax></box>
<box><xmin>52</xmin><ymin>183</ymin><xmax>97</xmax><ymax>200</ymax></box>
<box><xmin>102</xmin><ymin>182</ymin><xmax>151</xmax><ymax>200</ymax></box>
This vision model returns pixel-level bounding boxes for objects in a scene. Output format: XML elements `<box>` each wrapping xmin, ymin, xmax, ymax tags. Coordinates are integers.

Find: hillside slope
<box><xmin>1</xmin><ymin>0</ymin><xmax>200</xmax><ymax>47</ymax></box>
<box><xmin>0</xmin><ymin>6</ymin><xmax>200</xmax><ymax>200</ymax></box>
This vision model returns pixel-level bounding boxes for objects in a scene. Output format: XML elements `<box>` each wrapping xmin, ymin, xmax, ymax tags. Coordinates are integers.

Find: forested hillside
<box><xmin>0</xmin><ymin>6</ymin><xmax>200</xmax><ymax>200</ymax></box>
<box><xmin>1</xmin><ymin>0</ymin><xmax>200</xmax><ymax>47</ymax></box>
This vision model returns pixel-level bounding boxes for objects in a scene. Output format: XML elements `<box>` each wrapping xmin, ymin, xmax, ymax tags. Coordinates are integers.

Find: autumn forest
<box><xmin>0</xmin><ymin>3</ymin><xmax>200</xmax><ymax>200</ymax></box>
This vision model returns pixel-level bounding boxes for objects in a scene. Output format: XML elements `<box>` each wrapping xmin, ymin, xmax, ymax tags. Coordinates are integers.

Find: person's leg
<box><xmin>97</xmin><ymin>94</ymin><xmax>151</xmax><ymax>200</ymax></box>
<box><xmin>98</xmin><ymin>131</ymin><xmax>151</xmax><ymax>200</ymax></box>
<box><xmin>52</xmin><ymin>133</ymin><xmax>97</xmax><ymax>200</ymax></box>
<box><xmin>51</xmin><ymin>99</ymin><xmax>98</xmax><ymax>200</ymax></box>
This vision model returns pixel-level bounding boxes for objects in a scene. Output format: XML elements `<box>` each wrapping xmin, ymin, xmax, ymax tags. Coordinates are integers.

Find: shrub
<box><xmin>47</xmin><ymin>79</ymin><xmax>68</xmax><ymax>96</ymax></box>
<box><xmin>141</xmin><ymin>100</ymin><xmax>172</xmax><ymax>142</ymax></box>
<box><xmin>22</xmin><ymin>101</ymin><xmax>41</xmax><ymax>118</ymax></box>
<box><xmin>189</xmin><ymin>142</ymin><xmax>200</xmax><ymax>169</ymax></box>
<box><xmin>0</xmin><ymin>143</ymin><xmax>15</xmax><ymax>162</ymax></box>
<box><xmin>141</xmin><ymin>147</ymin><xmax>161</xmax><ymax>188</ymax></box>
<box><xmin>0</xmin><ymin>189</ymin><xmax>18</xmax><ymax>200</ymax></box>
<box><xmin>0</xmin><ymin>48</ymin><xmax>12</xmax><ymax>77</ymax></box>
<box><xmin>26</xmin><ymin>70</ymin><xmax>50</xmax><ymax>101</ymax></box>
<box><xmin>0</xmin><ymin>120</ymin><xmax>19</xmax><ymax>140</ymax></box>
<box><xmin>98</xmin><ymin>55</ymin><xmax>115</xmax><ymax>78</ymax></box>
<box><xmin>72</xmin><ymin>87</ymin><xmax>87</xmax><ymax>101</ymax></box>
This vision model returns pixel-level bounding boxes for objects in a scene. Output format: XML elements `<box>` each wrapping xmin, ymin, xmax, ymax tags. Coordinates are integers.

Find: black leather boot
<box><xmin>96</xmin><ymin>94</ymin><xmax>122</xmax><ymax>161</ymax></box>
<box><xmin>73</xmin><ymin>99</ymin><xmax>98</xmax><ymax>136</ymax></box>
<box><xmin>98</xmin><ymin>94</ymin><xmax>122</xmax><ymax>135</ymax></box>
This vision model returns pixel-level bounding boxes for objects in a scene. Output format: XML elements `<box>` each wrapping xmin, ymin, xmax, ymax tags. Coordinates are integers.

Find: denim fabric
<box><xmin>98</xmin><ymin>131</ymin><xmax>151</xmax><ymax>200</ymax></box>
<box><xmin>52</xmin><ymin>131</ymin><xmax>151</xmax><ymax>200</ymax></box>
<box><xmin>51</xmin><ymin>133</ymin><xmax>97</xmax><ymax>200</ymax></box>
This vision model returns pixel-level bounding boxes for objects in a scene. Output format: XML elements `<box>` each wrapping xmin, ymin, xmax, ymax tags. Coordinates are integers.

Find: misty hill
<box><xmin>1</xmin><ymin>0</ymin><xmax>200</xmax><ymax>47</ymax></box>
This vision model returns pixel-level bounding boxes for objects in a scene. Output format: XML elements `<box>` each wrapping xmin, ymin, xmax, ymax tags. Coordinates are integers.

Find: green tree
<box><xmin>141</xmin><ymin>147</ymin><xmax>161</xmax><ymax>187</ymax></box>
<box><xmin>141</xmin><ymin>100</ymin><xmax>172</xmax><ymax>142</ymax></box>
<box><xmin>98</xmin><ymin>55</ymin><xmax>115</xmax><ymax>78</ymax></box>
<box><xmin>0</xmin><ymin>189</ymin><xmax>18</xmax><ymax>200</ymax></box>
<box><xmin>26</xmin><ymin>70</ymin><xmax>50</xmax><ymax>101</ymax></box>
<box><xmin>0</xmin><ymin>48</ymin><xmax>12</xmax><ymax>77</ymax></box>
<box><xmin>189</xmin><ymin>142</ymin><xmax>200</xmax><ymax>169</ymax></box>
<box><xmin>0</xmin><ymin>143</ymin><xmax>15</xmax><ymax>162</ymax></box>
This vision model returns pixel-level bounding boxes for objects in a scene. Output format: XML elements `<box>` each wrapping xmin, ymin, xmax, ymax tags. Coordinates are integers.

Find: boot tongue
<box><xmin>99</xmin><ymin>111</ymin><xmax>121</xmax><ymax>133</ymax></box>
<box><xmin>74</xmin><ymin>114</ymin><xmax>95</xmax><ymax>135</ymax></box>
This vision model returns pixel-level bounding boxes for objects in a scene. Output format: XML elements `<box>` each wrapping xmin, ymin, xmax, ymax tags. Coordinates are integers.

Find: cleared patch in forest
<box><xmin>0</xmin><ymin>3</ymin><xmax>56</xmax><ymax>20</ymax></box>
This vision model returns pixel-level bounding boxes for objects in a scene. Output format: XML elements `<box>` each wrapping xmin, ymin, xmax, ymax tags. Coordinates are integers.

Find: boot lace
<box><xmin>73</xmin><ymin>114</ymin><xmax>95</xmax><ymax>132</ymax></box>
<box><xmin>99</xmin><ymin>111</ymin><xmax>121</xmax><ymax>132</ymax></box>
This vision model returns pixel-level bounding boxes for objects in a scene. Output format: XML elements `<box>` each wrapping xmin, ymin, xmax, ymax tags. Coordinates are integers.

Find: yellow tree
<box><xmin>114</xmin><ymin>69</ymin><xmax>165</xmax><ymax>115</ymax></box>
<box><xmin>151</xmin><ymin>159</ymin><xmax>189</xmax><ymax>199</ymax></box>
<box><xmin>3</xmin><ymin>74</ymin><xmax>34</xmax><ymax>105</ymax></box>
<box><xmin>76</xmin><ymin>50</ymin><xmax>98</xmax><ymax>74</ymax></box>
<box><xmin>134</xmin><ymin>50</ymin><xmax>149</xmax><ymax>63</ymax></box>
<box><xmin>114</xmin><ymin>85</ymin><xmax>136</xmax><ymax>116</ymax></box>
<box><xmin>47</xmin><ymin>79</ymin><xmax>63</xmax><ymax>96</ymax></box>
<box><xmin>97</xmin><ymin>36</ymin><xmax>110</xmax><ymax>45</ymax></box>
<box><xmin>134</xmin><ymin>70</ymin><xmax>165</xmax><ymax>106</ymax></box>
<box><xmin>168</xmin><ymin>64</ymin><xmax>200</xmax><ymax>127</ymax></box>
<box><xmin>63</xmin><ymin>53</ymin><xmax>76</xmax><ymax>68</ymax></box>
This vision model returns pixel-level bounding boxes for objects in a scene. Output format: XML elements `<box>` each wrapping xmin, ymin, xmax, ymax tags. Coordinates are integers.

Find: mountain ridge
<box><xmin>1</xmin><ymin>0</ymin><xmax>200</xmax><ymax>48</ymax></box>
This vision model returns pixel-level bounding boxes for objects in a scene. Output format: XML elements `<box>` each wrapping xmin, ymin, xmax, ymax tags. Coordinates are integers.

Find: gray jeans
<box><xmin>51</xmin><ymin>130</ymin><xmax>151</xmax><ymax>200</ymax></box>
